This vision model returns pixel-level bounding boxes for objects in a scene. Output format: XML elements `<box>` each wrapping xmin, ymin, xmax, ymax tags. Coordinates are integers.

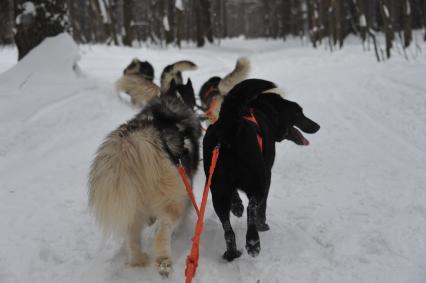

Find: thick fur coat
<box><xmin>116</xmin><ymin>59</ymin><xmax>197</xmax><ymax>107</ymax></box>
<box><xmin>115</xmin><ymin>74</ymin><xmax>160</xmax><ymax>107</ymax></box>
<box><xmin>198</xmin><ymin>57</ymin><xmax>250</xmax><ymax>123</ymax></box>
<box><xmin>203</xmin><ymin>79</ymin><xmax>320</xmax><ymax>261</ymax></box>
<box><xmin>89</xmin><ymin>81</ymin><xmax>201</xmax><ymax>276</ymax></box>
<box><xmin>160</xmin><ymin>60</ymin><xmax>197</xmax><ymax>93</ymax></box>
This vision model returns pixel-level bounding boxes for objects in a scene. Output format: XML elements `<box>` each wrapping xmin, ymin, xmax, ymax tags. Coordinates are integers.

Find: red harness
<box><xmin>205</xmin><ymin>98</ymin><xmax>219</xmax><ymax>123</ymax></box>
<box><xmin>203</xmin><ymin>85</ymin><xmax>218</xmax><ymax>101</ymax></box>
<box><xmin>243</xmin><ymin>109</ymin><xmax>263</xmax><ymax>152</ymax></box>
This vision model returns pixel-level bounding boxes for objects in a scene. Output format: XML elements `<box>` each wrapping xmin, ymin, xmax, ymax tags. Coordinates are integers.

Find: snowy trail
<box><xmin>1</xmin><ymin>37</ymin><xmax>426</xmax><ymax>283</ymax></box>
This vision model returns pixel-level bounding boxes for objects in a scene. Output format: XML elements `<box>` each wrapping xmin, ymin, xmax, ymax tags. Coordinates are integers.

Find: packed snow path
<box><xmin>1</xmin><ymin>35</ymin><xmax>426</xmax><ymax>283</ymax></box>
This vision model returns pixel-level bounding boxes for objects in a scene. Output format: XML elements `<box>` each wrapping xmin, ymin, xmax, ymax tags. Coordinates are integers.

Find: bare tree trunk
<box><xmin>221</xmin><ymin>0</ymin><xmax>228</xmax><ymax>38</ymax></box>
<box><xmin>192</xmin><ymin>0</ymin><xmax>212</xmax><ymax>47</ymax></box>
<box><xmin>175</xmin><ymin>3</ymin><xmax>183</xmax><ymax>47</ymax></box>
<box><xmin>101</xmin><ymin>0</ymin><xmax>119</xmax><ymax>45</ymax></box>
<box><xmin>424</xmin><ymin>0</ymin><xmax>426</xmax><ymax>40</ymax></box>
<box><xmin>0</xmin><ymin>0</ymin><xmax>14</xmax><ymax>44</ymax></box>
<box><xmin>165</xmin><ymin>0</ymin><xmax>175</xmax><ymax>45</ymax></box>
<box><xmin>89</xmin><ymin>0</ymin><xmax>106</xmax><ymax>43</ymax></box>
<box><xmin>380</xmin><ymin>0</ymin><xmax>394</xmax><ymax>58</ymax></box>
<box><xmin>402</xmin><ymin>0</ymin><xmax>412</xmax><ymax>47</ymax></box>
<box><xmin>357</xmin><ymin>0</ymin><xmax>368</xmax><ymax>42</ymax></box>
<box><xmin>334</xmin><ymin>0</ymin><xmax>345</xmax><ymax>48</ymax></box>
<box><xmin>194</xmin><ymin>0</ymin><xmax>205</xmax><ymax>47</ymax></box>
<box><xmin>307</xmin><ymin>0</ymin><xmax>320</xmax><ymax>47</ymax></box>
<box><xmin>122</xmin><ymin>0</ymin><xmax>134</xmax><ymax>46</ymax></box>
<box><xmin>201</xmin><ymin>0</ymin><xmax>213</xmax><ymax>43</ymax></box>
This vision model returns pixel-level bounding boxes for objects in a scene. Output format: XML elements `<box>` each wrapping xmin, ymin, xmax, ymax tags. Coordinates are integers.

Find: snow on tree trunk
<box><xmin>122</xmin><ymin>0</ymin><xmax>134</xmax><ymax>46</ymax></box>
<box><xmin>380</xmin><ymin>1</ymin><xmax>394</xmax><ymax>58</ymax></box>
<box><xmin>402</xmin><ymin>0</ymin><xmax>412</xmax><ymax>48</ymax></box>
<box><xmin>14</xmin><ymin>0</ymin><xmax>70</xmax><ymax>60</ymax></box>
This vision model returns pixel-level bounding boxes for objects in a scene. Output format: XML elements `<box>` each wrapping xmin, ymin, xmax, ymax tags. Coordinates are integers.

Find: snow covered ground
<box><xmin>1</xmin><ymin>34</ymin><xmax>426</xmax><ymax>283</ymax></box>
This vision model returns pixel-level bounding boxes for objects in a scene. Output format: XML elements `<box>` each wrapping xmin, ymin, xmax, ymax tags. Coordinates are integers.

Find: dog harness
<box><xmin>243</xmin><ymin>109</ymin><xmax>263</xmax><ymax>152</ymax></box>
<box><xmin>205</xmin><ymin>98</ymin><xmax>219</xmax><ymax>123</ymax></box>
<box><xmin>203</xmin><ymin>85</ymin><xmax>219</xmax><ymax>101</ymax></box>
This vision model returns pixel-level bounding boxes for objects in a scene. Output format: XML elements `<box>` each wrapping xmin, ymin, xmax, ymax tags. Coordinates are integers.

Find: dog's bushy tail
<box><xmin>115</xmin><ymin>75</ymin><xmax>160</xmax><ymax>106</ymax></box>
<box><xmin>88</xmin><ymin>129</ymin><xmax>159</xmax><ymax>236</ymax></box>
<box><xmin>216</xmin><ymin>79</ymin><xmax>276</xmax><ymax>142</ymax></box>
<box><xmin>218</xmin><ymin>57</ymin><xmax>251</xmax><ymax>95</ymax></box>
<box><xmin>160</xmin><ymin>60</ymin><xmax>197</xmax><ymax>92</ymax></box>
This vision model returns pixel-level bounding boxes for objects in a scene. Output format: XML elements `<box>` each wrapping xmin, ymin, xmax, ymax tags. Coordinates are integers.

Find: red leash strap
<box><xmin>243</xmin><ymin>110</ymin><xmax>263</xmax><ymax>152</ymax></box>
<box><xmin>178</xmin><ymin>165</ymin><xmax>200</xmax><ymax>216</ymax></box>
<box><xmin>185</xmin><ymin>146</ymin><xmax>220</xmax><ymax>283</ymax></box>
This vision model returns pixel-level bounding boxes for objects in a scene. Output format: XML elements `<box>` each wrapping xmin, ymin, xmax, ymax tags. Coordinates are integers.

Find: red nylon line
<box><xmin>178</xmin><ymin>165</ymin><xmax>200</xmax><ymax>216</ymax></box>
<box><xmin>185</xmin><ymin>147</ymin><xmax>220</xmax><ymax>283</ymax></box>
<box><xmin>243</xmin><ymin>111</ymin><xmax>264</xmax><ymax>153</ymax></box>
<box><xmin>257</xmin><ymin>134</ymin><xmax>263</xmax><ymax>152</ymax></box>
<box><xmin>206</xmin><ymin>98</ymin><xmax>218</xmax><ymax>123</ymax></box>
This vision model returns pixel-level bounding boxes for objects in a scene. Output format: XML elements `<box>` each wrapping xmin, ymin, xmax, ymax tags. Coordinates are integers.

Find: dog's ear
<box><xmin>139</xmin><ymin>61</ymin><xmax>154</xmax><ymax>80</ymax></box>
<box><xmin>251</xmin><ymin>93</ymin><xmax>288</xmax><ymax>141</ymax></box>
<box><xmin>170</xmin><ymin>79</ymin><xmax>177</xmax><ymax>90</ymax></box>
<box><xmin>273</xmin><ymin>110</ymin><xmax>289</xmax><ymax>142</ymax></box>
<box><xmin>186</xmin><ymin>78</ymin><xmax>193</xmax><ymax>88</ymax></box>
<box><xmin>180</xmin><ymin>79</ymin><xmax>196</xmax><ymax>109</ymax></box>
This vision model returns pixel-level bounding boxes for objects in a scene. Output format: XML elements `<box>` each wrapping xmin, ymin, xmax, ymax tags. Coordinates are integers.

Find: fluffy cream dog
<box><xmin>89</xmin><ymin>81</ymin><xmax>200</xmax><ymax>277</ymax></box>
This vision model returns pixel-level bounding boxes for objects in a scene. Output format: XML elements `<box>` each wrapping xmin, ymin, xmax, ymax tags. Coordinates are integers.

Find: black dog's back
<box><xmin>203</xmin><ymin>79</ymin><xmax>277</xmax><ymax>175</ymax></box>
<box><xmin>203</xmin><ymin>80</ymin><xmax>279</xmax><ymax>199</ymax></box>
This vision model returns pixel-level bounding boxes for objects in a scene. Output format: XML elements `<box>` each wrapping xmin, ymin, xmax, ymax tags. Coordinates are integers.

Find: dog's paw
<box><xmin>246</xmin><ymin>239</ymin><xmax>261</xmax><ymax>257</ymax></box>
<box><xmin>256</xmin><ymin>221</ymin><xmax>270</xmax><ymax>232</ymax></box>
<box><xmin>222</xmin><ymin>249</ymin><xmax>242</xmax><ymax>262</ymax></box>
<box><xmin>127</xmin><ymin>253</ymin><xmax>149</xmax><ymax>267</ymax></box>
<box><xmin>155</xmin><ymin>256</ymin><xmax>172</xmax><ymax>278</ymax></box>
<box><xmin>231</xmin><ymin>202</ymin><xmax>244</xmax><ymax>218</ymax></box>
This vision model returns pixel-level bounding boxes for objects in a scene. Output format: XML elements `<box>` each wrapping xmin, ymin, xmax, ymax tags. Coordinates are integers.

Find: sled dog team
<box><xmin>88</xmin><ymin>56</ymin><xmax>320</xmax><ymax>277</ymax></box>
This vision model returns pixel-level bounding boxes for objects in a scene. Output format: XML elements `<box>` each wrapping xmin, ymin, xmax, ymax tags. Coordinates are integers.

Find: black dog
<box><xmin>203</xmin><ymin>79</ymin><xmax>320</xmax><ymax>261</ymax></box>
<box><xmin>198</xmin><ymin>76</ymin><xmax>221</xmax><ymax>110</ymax></box>
<box><xmin>123</xmin><ymin>58</ymin><xmax>155</xmax><ymax>81</ymax></box>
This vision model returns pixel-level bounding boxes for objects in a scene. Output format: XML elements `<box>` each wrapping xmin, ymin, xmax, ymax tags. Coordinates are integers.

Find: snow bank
<box><xmin>0</xmin><ymin>33</ymin><xmax>80</xmax><ymax>86</ymax></box>
<box><xmin>0</xmin><ymin>33</ymin><xmax>92</xmax><ymax>123</ymax></box>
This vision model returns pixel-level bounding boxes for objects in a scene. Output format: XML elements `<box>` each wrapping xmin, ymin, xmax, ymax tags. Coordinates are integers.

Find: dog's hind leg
<box><xmin>127</xmin><ymin>213</ymin><xmax>149</xmax><ymax>267</ymax></box>
<box><xmin>212</xmin><ymin>187</ymin><xmax>242</xmax><ymax>261</ymax></box>
<box><xmin>246</xmin><ymin>196</ymin><xmax>261</xmax><ymax>257</ymax></box>
<box><xmin>230</xmin><ymin>190</ymin><xmax>244</xmax><ymax>218</ymax></box>
<box><xmin>221</xmin><ymin>219</ymin><xmax>241</xmax><ymax>261</ymax></box>
<box><xmin>153</xmin><ymin>202</ymin><xmax>184</xmax><ymax>277</ymax></box>
<box><xmin>256</xmin><ymin>172</ymin><xmax>271</xmax><ymax>232</ymax></box>
<box><xmin>153</xmin><ymin>218</ymin><xmax>173</xmax><ymax>277</ymax></box>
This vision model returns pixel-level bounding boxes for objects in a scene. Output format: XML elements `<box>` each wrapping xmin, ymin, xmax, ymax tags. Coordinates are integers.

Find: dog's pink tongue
<box><xmin>293</xmin><ymin>127</ymin><xmax>310</xmax><ymax>146</ymax></box>
<box><xmin>302</xmin><ymin>137</ymin><xmax>310</xmax><ymax>146</ymax></box>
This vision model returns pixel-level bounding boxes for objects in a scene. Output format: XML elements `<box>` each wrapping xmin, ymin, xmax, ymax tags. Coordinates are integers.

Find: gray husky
<box><xmin>89</xmin><ymin>79</ymin><xmax>200</xmax><ymax>277</ymax></box>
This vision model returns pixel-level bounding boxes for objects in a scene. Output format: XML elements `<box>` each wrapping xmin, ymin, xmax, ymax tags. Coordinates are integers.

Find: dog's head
<box><xmin>123</xmin><ymin>58</ymin><xmax>154</xmax><ymax>81</ymax></box>
<box><xmin>199</xmin><ymin>76</ymin><xmax>221</xmax><ymax>105</ymax></box>
<box><xmin>164</xmin><ymin>79</ymin><xmax>196</xmax><ymax>110</ymax></box>
<box><xmin>253</xmin><ymin>93</ymin><xmax>320</xmax><ymax>145</ymax></box>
